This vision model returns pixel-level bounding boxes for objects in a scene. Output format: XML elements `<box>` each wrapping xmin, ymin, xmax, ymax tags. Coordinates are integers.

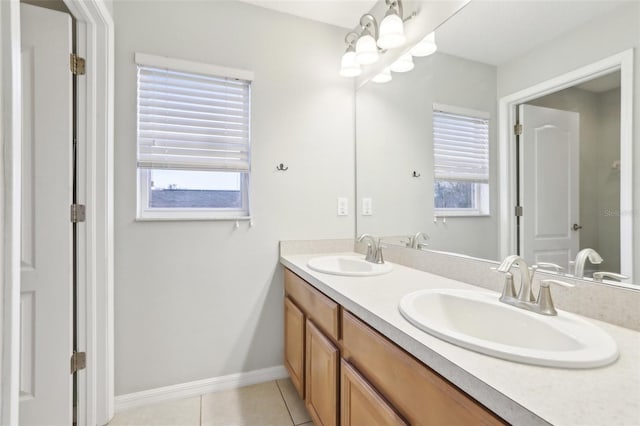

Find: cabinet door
<box><xmin>285</xmin><ymin>297</ymin><xmax>305</xmax><ymax>398</ymax></box>
<box><xmin>305</xmin><ymin>319</ymin><xmax>339</xmax><ymax>426</ymax></box>
<box><xmin>341</xmin><ymin>359</ymin><xmax>407</xmax><ymax>426</ymax></box>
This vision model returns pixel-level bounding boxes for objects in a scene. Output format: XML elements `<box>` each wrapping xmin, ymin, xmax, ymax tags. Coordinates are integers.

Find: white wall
<box><xmin>113</xmin><ymin>0</ymin><xmax>354</xmax><ymax>395</ymax></box>
<box><xmin>497</xmin><ymin>1</ymin><xmax>639</xmax><ymax>279</ymax></box>
<box><xmin>356</xmin><ymin>52</ymin><xmax>499</xmax><ymax>260</ymax></box>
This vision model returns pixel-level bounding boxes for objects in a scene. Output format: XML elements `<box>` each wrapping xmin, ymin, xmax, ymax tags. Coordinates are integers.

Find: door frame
<box><xmin>0</xmin><ymin>0</ymin><xmax>115</xmax><ymax>424</ymax></box>
<box><xmin>498</xmin><ymin>49</ymin><xmax>634</xmax><ymax>281</ymax></box>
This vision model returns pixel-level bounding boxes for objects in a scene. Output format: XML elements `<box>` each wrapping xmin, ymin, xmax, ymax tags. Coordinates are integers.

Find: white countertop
<box><xmin>281</xmin><ymin>252</ymin><xmax>640</xmax><ymax>426</ymax></box>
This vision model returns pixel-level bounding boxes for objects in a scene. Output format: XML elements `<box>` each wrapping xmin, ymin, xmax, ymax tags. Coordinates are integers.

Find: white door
<box><xmin>519</xmin><ymin>104</ymin><xmax>579</xmax><ymax>270</ymax></box>
<box><xmin>20</xmin><ymin>4</ymin><xmax>74</xmax><ymax>425</ymax></box>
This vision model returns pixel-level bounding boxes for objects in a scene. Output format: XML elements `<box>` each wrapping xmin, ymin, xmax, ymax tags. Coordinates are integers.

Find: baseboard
<box><xmin>114</xmin><ymin>365</ymin><xmax>289</xmax><ymax>413</ymax></box>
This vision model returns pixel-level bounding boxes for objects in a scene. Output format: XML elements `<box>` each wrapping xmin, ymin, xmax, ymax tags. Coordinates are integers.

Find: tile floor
<box><xmin>108</xmin><ymin>379</ymin><xmax>314</xmax><ymax>426</ymax></box>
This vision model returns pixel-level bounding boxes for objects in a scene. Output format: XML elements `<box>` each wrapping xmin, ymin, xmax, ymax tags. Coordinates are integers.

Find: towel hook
<box><xmin>412</xmin><ymin>171</ymin><xmax>421</xmax><ymax>178</ymax></box>
<box><xmin>276</xmin><ymin>163</ymin><xmax>289</xmax><ymax>171</ymax></box>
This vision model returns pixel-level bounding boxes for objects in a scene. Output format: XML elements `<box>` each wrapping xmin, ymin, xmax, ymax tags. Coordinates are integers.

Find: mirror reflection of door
<box><xmin>519</xmin><ymin>104</ymin><xmax>579</xmax><ymax>271</ymax></box>
<box><xmin>518</xmin><ymin>71</ymin><xmax>622</xmax><ymax>275</ymax></box>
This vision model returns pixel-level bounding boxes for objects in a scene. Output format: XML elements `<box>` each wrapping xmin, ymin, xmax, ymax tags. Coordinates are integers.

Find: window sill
<box><xmin>135</xmin><ymin>214</ymin><xmax>252</xmax><ymax>222</ymax></box>
<box><xmin>434</xmin><ymin>210</ymin><xmax>490</xmax><ymax>218</ymax></box>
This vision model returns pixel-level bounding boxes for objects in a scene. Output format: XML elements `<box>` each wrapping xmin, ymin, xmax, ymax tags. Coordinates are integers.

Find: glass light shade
<box><xmin>372</xmin><ymin>68</ymin><xmax>392</xmax><ymax>83</ymax></box>
<box><xmin>339</xmin><ymin>51</ymin><xmax>362</xmax><ymax>77</ymax></box>
<box><xmin>377</xmin><ymin>13</ymin><xmax>405</xmax><ymax>49</ymax></box>
<box><xmin>390</xmin><ymin>53</ymin><xmax>414</xmax><ymax>73</ymax></box>
<box><xmin>410</xmin><ymin>32</ymin><xmax>438</xmax><ymax>57</ymax></box>
<box><xmin>355</xmin><ymin>32</ymin><xmax>379</xmax><ymax>65</ymax></box>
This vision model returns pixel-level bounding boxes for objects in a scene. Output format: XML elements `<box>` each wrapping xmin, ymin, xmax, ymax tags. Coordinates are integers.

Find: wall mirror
<box><xmin>355</xmin><ymin>0</ymin><xmax>637</xmax><ymax>286</ymax></box>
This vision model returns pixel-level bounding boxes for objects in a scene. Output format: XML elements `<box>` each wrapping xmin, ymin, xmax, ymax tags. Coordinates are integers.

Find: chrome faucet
<box><xmin>409</xmin><ymin>232</ymin><xmax>429</xmax><ymax>249</ymax></box>
<box><xmin>357</xmin><ymin>234</ymin><xmax>384</xmax><ymax>264</ymax></box>
<box><xmin>496</xmin><ymin>255</ymin><xmax>535</xmax><ymax>302</ymax></box>
<box><xmin>573</xmin><ymin>248</ymin><xmax>603</xmax><ymax>278</ymax></box>
<box><xmin>495</xmin><ymin>255</ymin><xmax>574</xmax><ymax>316</ymax></box>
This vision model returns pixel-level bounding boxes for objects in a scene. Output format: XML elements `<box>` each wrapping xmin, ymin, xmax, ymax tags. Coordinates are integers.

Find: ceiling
<box><xmin>432</xmin><ymin>1</ymin><xmax>629</xmax><ymax>66</ymax></box>
<box><xmin>235</xmin><ymin>0</ymin><xmax>377</xmax><ymax>29</ymax></box>
<box><xmin>236</xmin><ymin>1</ymin><xmax>629</xmax><ymax>69</ymax></box>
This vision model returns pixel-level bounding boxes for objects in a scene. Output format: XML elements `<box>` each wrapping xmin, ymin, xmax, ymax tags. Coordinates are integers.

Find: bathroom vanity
<box><xmin>280</xmin><ymin>242</ymin><xmax>640</xmax><ymax>425</ymax></box>
<box><xmin>284</xmin><ymin>267</ymin><xmax>504</xmax><ymax>425</ymax></box>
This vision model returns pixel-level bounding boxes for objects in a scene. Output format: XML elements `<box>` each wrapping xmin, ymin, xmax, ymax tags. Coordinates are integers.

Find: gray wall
<box><xmin>527</xmin><ymin>86</ymin><xmax>621</xmax><ymax>272</ymax></box>
<box><xmin>496</xmin><ymin>1</ymin><xmax>640</xmax><ymax>278</ymax></box>
<box><xmin>114</xmin><ymin>0</ymin><xmax>354</xmax><ymax>395</ymax></box>
<box><xmin>356</xmin><ymin>52</ymin><xmax>499</xmax><ymax>260</ymax></box>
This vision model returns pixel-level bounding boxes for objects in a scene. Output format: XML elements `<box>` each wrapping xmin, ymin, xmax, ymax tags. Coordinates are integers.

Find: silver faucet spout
<box><xmin>573</xmin><ymin>248</ymin><xmax>603</xmax><ymax>278</ymax></box>
<box><xmin>410</xmin><ymin>232</ymin><xmax>429</xmax><ymax>249</ymax></box>
<box><xmin>357</xmin><ymin>234</ymin><xmax>378</xmax><ymax>263</ymax></box>
<box><xmin>497</xmin><ymin>255</ymin><xmax>535</xmax><ymax>302</ymax></box>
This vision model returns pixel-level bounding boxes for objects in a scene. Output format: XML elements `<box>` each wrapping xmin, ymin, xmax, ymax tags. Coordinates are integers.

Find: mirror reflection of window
<box><xmin>432</xmin><ymin>105</ymin><xmax>490</xmax><ymax>216</ymax></box>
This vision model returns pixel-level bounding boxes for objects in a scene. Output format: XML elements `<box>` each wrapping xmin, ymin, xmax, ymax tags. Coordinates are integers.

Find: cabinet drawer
<box><xmin>342</xmin><ymin>310</ymin><xmax>505</xmax><ymax>426</ymax></box>
<box><xmin>284</xmin><ymin>269</ymin><xmax>340</xmax><ymax>342</ymax></box>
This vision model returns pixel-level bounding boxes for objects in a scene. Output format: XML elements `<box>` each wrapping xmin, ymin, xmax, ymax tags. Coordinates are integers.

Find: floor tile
<box><xmin>276</xmin><ymin>378</ymin><xmax>311</xmax><ymax>425</ymax></box>
<box><xmin>201</xmin><ymin>381</ymin><xmax>293</xmax><ymax>426</ymax></box>
<box><xmin>108</xmin><ymin>396</ymin><xmax>200</xmax><ymax>426</ymax></box>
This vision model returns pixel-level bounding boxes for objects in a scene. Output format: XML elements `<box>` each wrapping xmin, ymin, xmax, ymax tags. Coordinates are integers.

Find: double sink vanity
<box><xmin>279</xmin><ymin>240</ymin><xmax>640</xmax><ymax>425</ymax></box>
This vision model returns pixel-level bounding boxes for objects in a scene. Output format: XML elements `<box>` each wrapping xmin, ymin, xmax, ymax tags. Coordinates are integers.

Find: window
<box><xmin>433</xmin><ymin>104</ymin><xmax>489</xmax><ymax>216</ymax></box>
<box><xmin>135</xmin><ymin>53</ymin><xmax>253</xmax><ymax>220</ymax></box>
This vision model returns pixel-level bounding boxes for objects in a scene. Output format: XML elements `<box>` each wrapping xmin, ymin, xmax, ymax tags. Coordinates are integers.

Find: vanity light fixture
<box><xmin>340</xmin><ymin>32</ymin><xmax>362</xmax><ymax>77</ymax></box>
<box><xmin>390</xmin><ymin>52</ymin><xmax>414</xmax><ymax>72</ymax></box>
<box><xmin>355</xmin><ymin>14</ymin><xmax>380</xmax><ymax>65</ymax></box>
<box><xmin>372</xmin><ymin>67</ymin><xmax>392</xmax><ymax>83</ymax></box>
<box><xmin>410</xmin><ymin>31</ymin><xmax>437</xmax><ymax>57</ymax></box>
<box><xmin>377</xmin><ymin>0</ymin><xmax>406</xmax><ymax>49</ymax></box>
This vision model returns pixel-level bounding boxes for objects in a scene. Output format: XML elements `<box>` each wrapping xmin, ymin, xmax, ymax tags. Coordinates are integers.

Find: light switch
<box><xmin>337</xmin><ymin>197</ymin><xmax>348</xmax><ymax>216</ymax></box>
<box><xmin>362</xmin><ymin>198</ymin><xmax>373</xmax><ymax>216</ymax></box>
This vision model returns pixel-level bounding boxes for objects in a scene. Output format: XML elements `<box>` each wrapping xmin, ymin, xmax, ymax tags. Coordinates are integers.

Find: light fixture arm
<box><xmin>385</xmin><ymin>0</ymin><xmax>403</xmax><ymax>19</ymax></box>
<box><xmin>359</xmin><ymin>13</ymin><xmax>379</xmax><ymax>39</ymax></box>
<box><xmin>344</xmin><ymin>31</ymin><xmax>359</xmax><ymax>48</ymax></box>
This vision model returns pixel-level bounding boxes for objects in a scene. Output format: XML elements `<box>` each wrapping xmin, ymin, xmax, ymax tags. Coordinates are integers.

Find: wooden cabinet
<box><xmin>341</xmin><ymin>359</ymin><xmax>407</xmax><ymax>426</ymax></box>
<box><xmin>306</xmin><ymin>320</ymin><xmax>339</xmax><ymax>426</ymax></box>
<box><xmin>283</xmin><ymin>267</ymin><xmax>505</xmax><ymax>426</ymax></box>
<box><xmin>284</xmin><ymin>297</ymin><xmax>305</xmax><ymax>397</ymax></box>
<box><xmin>284</xmin><ymin>268</ymin><xmax>340</xmax><ymax>414</ymax></box>
<box><xmin>284</xmin><ymin>269</ymin><xmax>340</xmax><ymax>341</ymax></box>
<box><xmin>342</xmin><ymin>310</ymin><xmax>505</xmax><ymax>426</ymax></box>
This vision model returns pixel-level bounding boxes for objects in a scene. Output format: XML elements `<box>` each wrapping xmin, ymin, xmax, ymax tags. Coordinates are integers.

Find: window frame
<box><xmin>432</xmin><ymin>103</ymin><xmax>490</xmax><ymax>217</ymax></box>
<box><xmin>137</xmin><ymin>169</ymin><xmax>251</xmax><ymax>221</ymax></box>
<box><xmin>134</xmin><ymin>53</ymin><xmax>254</xmax><ymax>221</ymax></box>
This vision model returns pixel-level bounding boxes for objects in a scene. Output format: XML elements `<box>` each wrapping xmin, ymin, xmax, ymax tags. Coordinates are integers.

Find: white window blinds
<box><xmin>433</xmin><ymin>107</ymin><xmax>489</xmax><ymax>183</ymax></box>
<box><xmin>136</xmin><ymin>60</ymin><xmax>251</xmax><ymax>173</ymax></box>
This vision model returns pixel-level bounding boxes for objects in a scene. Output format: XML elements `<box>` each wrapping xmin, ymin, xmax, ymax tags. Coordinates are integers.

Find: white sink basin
<box><xmin>399</xmin><ymin>289</ymin><xmax>618</xmax><ymax>368</ymax></box>
<box><xmin>307</xmin><ymin>255</ymin><xmax>393</xmax><ymax>277</ymax></box>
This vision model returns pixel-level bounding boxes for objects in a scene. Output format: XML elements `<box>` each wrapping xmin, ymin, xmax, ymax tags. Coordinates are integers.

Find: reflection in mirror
<box><xmin>519</xmin><ymin>72</ymin><xmax>621</xmax><ymax>276</ymax></box>
<box><xmin>355</xmin><ymin>0</ymin><xmax>638</xmax><ymax>286</ymax></box>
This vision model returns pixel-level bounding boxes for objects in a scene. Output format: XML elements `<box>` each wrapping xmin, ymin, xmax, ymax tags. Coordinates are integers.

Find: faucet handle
<box><xmin>592</xmin><ymin>271</ymin><xmax>629</xmax><ymax>282</ymax></box>
<box><xmin>536</xmin><ymin>279</ymin><xmax>575</xmax><ymax>316</ymax></box>
<box><xmin>536</xmin><ymin>262</ymin><xmax>565</xmax><ymax>274</ymax></box>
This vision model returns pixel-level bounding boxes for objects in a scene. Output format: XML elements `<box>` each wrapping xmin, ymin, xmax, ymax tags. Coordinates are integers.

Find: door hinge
<box><xmin>70</xmin><ymin>53</ymin><xmax>86</xmax><ymax>75</ymax></box>
<box><xmin>70</xmin><ymin>204</ymin><xmax>86</xmax><ymax>223</ymax></box>
<box><xmin>70</xmin><ymin>352</ymin><xmax>86</xmax><ymax>374</ymax></box>
<box><xmin>515</xmin><ymin>205</ymin><xmax>523</xmax><ymax>217</ymax></box>
<box><xmin>514</xmin><ymin>123</ymin><xmax>523</xmax><ymax>136</ymax></box>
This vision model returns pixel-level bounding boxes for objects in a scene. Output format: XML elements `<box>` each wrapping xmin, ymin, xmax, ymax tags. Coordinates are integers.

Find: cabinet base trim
<box><xmin>114</xmin><ymin>365</ymin><xmax>289</xmax><ymax>413</ymax></box>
